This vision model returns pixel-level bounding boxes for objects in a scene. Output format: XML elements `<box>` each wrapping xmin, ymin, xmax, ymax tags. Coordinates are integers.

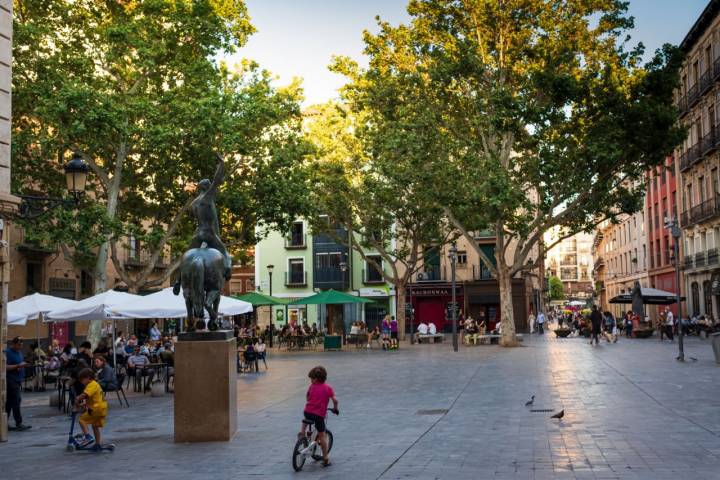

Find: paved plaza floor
<box><xmin>2</xmin><ymin>333</ymin><xmax>720</xmax><ymax>479</ymax></box>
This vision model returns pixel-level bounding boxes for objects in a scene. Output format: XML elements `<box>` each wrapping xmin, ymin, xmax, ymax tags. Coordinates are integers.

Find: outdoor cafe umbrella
<box><xmin>8</xmin><ymin>292</ymin><xmax>79</xmax><ymax>343</ymax></box>
<box><xmin>608</xmin><ymin>287</ymin><xmax>685</xmax><ymax>305</ymax></box>
<box><xmin>45</xmin><ymin>289</ymin><xmax>142</xmax><ymax>364</ymax></box>
<box><xmin>234</xmin><ymin>291</ymin><xmax>286</xmax><ymax>306</ymax></box>
<box><xmin>294</xmin><ymin>290</ymin><xmax>374</xmax><ymax>334</ymax></box>
<box><xmin>110</xmin><ymin>287</ymin><xmax>253</xmax><ymax>318</ymax></box>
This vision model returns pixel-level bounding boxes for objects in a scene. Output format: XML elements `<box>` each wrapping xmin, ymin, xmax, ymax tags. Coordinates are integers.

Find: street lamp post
<box><xmin>665</xmin><ymin>217</ymin><xmax>684</xmax><ymax>362</ymax></box>
<box><xmin>266</xmin><ymin>264</ymin><xmax>274</xmax><ymax>296</ymax></box>
<box><xmin>449</xmin><ymin>243</ymin><xmax>458</xmax><ymax>352</ymax></box>
<box><xmin>339</xmin><ymin>260</ymin><xmax>348</xmax><ymax>343</ymax></box>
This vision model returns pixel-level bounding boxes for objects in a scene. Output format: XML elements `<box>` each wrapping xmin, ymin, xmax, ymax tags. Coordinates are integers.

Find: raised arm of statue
<box><xmin>207</xmin><ymin>155</ymin><xmax>225</xmax><ymax>196</ymax></box>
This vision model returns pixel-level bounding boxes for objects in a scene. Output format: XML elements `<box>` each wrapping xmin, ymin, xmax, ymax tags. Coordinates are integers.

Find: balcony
<box><xmin>124</xmin><ymin>247</ymin><xmax>170</xmax><ymax>269</ymax></box>
<box><xmin>678</xmin><ymin>94</ymin><xmax>689</xmax><ymax>118</ymax></box>
<box><xmin>695</xmin><ymin>251</ymin><xmax>707</xmax><ymax>268</ymax></box>
<box><xmin>285</xmin><ymin>233</ymin><xmax>307</xmax><ymax>249</ymax></box>
<box><xmin>681</xmin><ymin>196</ymin><xmax>720</xmax><ymax>228</ymax></box>
<box><xmin>714</xmin><ymin>56</ymin><xmax>720</xmax><ymax>82</ymax></box>
<box><xmin>471</xmin><ymin>264</ymin><xmax>495</xmax><ymax>280</ymax></box>
<box><xmin>699</xmin><ymin>69</ymin><xmax>714</xmax><ymax>96</ymax></box>
<box><xmin>679</xmin><ymin>143</ymin><xmax>701</xmax><ymax>172</ymax></box>
<box><xmin>709</xmin><ymin>248</ymin><xmax>719</xmax><ymax>266</ymax></box>
<box><xmin>284</xmin><ymin>271</ymin><xmax>307</xmax><ymax>287</ymax></box>
<box><xmin>416</xmin><ymin>267</ymin><xmax>446</xmax><ymax>282</ymax></box>
<box><xmin>701</xmin><ymin>127</ymin><xmax>719</xmax><ymax>157</ymax></box>
<box><xmin>362</xmin><ymin>268</ymin><xmax>385</xmax><ymax>285</ymax></box>
<box><xmin>688</xmin><ymin>83</ymin><xmax>700</xmax><ymax>109</ymax></box>
<box><xmin>684</xmin><ymin>255</ymin><xmax>694</xmax><ymax>269</ymax></box>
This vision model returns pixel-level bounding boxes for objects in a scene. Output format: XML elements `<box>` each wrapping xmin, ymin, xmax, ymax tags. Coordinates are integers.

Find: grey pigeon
<box><xmin>550</xmin><ymin>409</ymin><xmax>564</xmax><ymax>419</ymax></box>
<box><xmin>524</xmin><ymin>395</ymin><xmax>535</xmax><ymax>407</ymax></box>
<box><xmin>690</xmin><ymin>357</ymin><xmax>698</xmax><ymax>362</ymax></box>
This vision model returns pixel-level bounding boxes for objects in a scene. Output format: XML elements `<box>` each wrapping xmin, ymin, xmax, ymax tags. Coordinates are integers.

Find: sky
<box><xmin>226</xmin><ymin>0</ymin><xmax>711</xmax><ymax>106</ymax></box>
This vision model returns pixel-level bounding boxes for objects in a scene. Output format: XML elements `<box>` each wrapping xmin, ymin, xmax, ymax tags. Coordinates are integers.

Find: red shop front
<box><xmin>408</xmin><ymin>282</ymin><xmax>464</xmax><ymax>333</ymax></box>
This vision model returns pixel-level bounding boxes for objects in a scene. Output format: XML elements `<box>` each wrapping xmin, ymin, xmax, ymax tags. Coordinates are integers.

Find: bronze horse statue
<box><xmin>173</xmin><ymin>245</ymin><xmax>226</xmax><ymax>332</ymax></box>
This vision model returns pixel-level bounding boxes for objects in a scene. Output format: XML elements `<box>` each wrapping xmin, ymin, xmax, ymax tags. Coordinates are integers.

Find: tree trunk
<box><xmin>497</xmin><ymin>261</ymin><xmax>519</xmax><ymax>347</ymax></box>
<box><xmin>396</xmin><ymin>282</ymin><xmax>406</xmax><ymax>340</ymax></box>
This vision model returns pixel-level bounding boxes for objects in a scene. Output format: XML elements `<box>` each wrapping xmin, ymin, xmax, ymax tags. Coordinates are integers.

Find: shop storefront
<box><xmin>464</xmin><ymin>278</ymin><xmax>532</xmax><ymax>333</ymax></box>
<box><xmin>408</xmin><ymin>283</ymin><xmax>464</xmax><ymax>333</ymax></box>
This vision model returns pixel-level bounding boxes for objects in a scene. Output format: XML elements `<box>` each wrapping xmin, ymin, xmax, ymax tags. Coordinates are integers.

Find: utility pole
<box><xmin>449</xmin><ymin>243</ymin><xmax>458</xmax><ymax>352</ymax></box>
<box><xmin>665</xmin><ymin>217</ymin><xmax>684</xmax><ymax>361</ymax></box>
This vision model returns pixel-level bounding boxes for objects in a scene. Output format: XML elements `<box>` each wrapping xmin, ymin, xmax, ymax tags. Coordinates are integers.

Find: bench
<box><xmin>417</xmin><ymin>334</ymin><xmax>444</xmax><ymax>344</ymax></box>
<box><xmin>467</xmin><ymin>334</ymin><xmax>524</xmax><ymax>345</ymax></box>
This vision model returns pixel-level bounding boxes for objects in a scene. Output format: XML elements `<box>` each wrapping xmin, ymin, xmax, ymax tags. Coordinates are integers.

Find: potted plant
<box><xmin>554</xmin><ymin>327</ymin><xmax>572</xmax><ymax>338</ymax></box>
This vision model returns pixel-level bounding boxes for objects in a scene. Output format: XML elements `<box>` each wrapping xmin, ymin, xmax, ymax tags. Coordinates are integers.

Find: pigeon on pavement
<box><xmin>550</xmin><ymin>409</ymin><xmax>564</xmax><ymax>419</ymax></box>
<box><xmin>525</xmin><ymin>395</ymin><xmax>535</xmax><ymax>407</ymax></box>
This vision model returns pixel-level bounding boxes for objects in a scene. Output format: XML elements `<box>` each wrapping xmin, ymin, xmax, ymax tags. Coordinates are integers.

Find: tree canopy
<box><xmin>13</xmin><ymin>0</ymin><xmax>312</xmax><ymax>293</ymax></box>
<box><xmin>333</xmin><ymin>0</ymin><xmax>684</xmax><ymax>345</ymax></box>
<box><xmin>548</xmin><ymin>276</ymin><xmax>564</xmax><ymax>301</ymax></box>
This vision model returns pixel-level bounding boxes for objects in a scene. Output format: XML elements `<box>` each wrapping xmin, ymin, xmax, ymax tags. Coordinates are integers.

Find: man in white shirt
<box><xmin>428</xmin><ymin>322</ymin><xmax>437</xmax><ymax>335</ymax></box>
<box><xmin>417</xmin><ymin>322</ymin><xmax>429</xmax><ymax>335</ymax></box>
<box><xmin>537</xmin><ymin>311</ymin><xmax>546</xmax><ymax>334</ymax></box>
<box><xmin>665</xmin><ymin>307</ymin><xmax>675</xmax><ymax>342</ymax></box>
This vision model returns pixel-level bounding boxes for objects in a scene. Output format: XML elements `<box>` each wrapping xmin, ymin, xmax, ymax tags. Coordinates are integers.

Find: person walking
<box><xmin>4</xmin><ymin>337</ymin><xmax>31</xmax><ymax>431</ymax></box>
<box><xmin>536</xmin><ymin>311</ymin><xmax>546</xmax><ymax>334</ymax></box>
<box><xmin>625</xmin><ymin>311</ymin><xmax>633</xmax><ymax>338</ymax></box>
<box><xmin>665</xmin><ymin>307</ymin><xmax>675</xmax><ymax>342</ymax></box>
<box><xmin>590</xmin><ymin>305</ymin><xmax>602</xmax><ymax>346</ymax></box>
<box><xmin>527</xmin><ymin>312</ymin><xmax>536</xmax><ymax>334</ymax></box>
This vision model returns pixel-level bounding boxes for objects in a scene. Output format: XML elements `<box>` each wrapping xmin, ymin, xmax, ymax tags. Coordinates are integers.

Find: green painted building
<box><xmin>254</xmin><ymin>219</ymin><xmax>396</xmax><ymax>332</ymax></box>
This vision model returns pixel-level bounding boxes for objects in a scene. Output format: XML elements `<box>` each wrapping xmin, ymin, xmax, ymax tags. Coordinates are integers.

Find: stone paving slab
<box><xmin>1</xmin><ymin>333</ymin><xmax>719</xmax><ymax>479</ymax></box>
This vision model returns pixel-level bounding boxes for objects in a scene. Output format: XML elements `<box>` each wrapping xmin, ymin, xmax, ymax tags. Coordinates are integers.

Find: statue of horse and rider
<box><xmin>173</xmin><ymin>157</ymin><xmax>233</xmax><ymax>332</ymax></box>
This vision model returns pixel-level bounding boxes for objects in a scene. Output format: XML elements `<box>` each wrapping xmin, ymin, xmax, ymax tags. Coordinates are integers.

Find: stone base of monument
<box><xmin>174</xmin><ymin>330</ymin><xmax>237</xmax><ymax>442</ymax></box>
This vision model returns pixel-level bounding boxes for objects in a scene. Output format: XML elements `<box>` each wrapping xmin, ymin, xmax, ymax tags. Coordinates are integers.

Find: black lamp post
<box><xmin>18</xmin><ymin>151</ymin><xmax>90</xmax><ymax>218</ymax></box>
<box><xmin>339</xmin><ymin>260</ymin><xmax>348</xmax><ymax>289</ymax></box>
<box><xmin>266</xmin><ymin>264</ymin><xmax>274</xmax><ymax>296</ymax></box>
<box><xmin>449</xmin><ymin>243</ymin><xmax>458</xmax><ymax>352</ymax></box>
<box><xmin>664</xmin><ymin>216</ymin><xmax>684</xmax><ymax>362</ymax></box>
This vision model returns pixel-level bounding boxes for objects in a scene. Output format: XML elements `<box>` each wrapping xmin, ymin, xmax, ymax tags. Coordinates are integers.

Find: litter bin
<box><xmin>711</xmin><ymin>332</ymin><xmax>720</xmax><ymax>365</ymax></box>
<box><xmin>323</xmin><ymin>335</ymin><xmax>342</xmax><ymax>351</ymax></box>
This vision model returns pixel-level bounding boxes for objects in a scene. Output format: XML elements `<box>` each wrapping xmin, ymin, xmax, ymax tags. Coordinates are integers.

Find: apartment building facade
<box><xmin>254</xmin><ymin>219</ymin><xmax>396</xmax><ymax>333</ymax></box>
<box><xmin>646</xmin><ymin>158</ymin><xmax>685</xmax><ymax>319</ymax></box>
<box><xmin>407</xmin><ymin>232</ymin><xmax>542</xmax><ymax>334</ymax></box>
<box><xmin>676</xmin><ymin>0</ymin><xmax>720</xmax><ymax>320</ymax></box>
<box><xmin>592</xmin><ymin>211</ymin><xmax>650</xmax><ymax>317</ymax></box>
<box><xmin>545</xmin><ymin>230</ymin><xmax>594</xmax><ymax>301</ymax></box>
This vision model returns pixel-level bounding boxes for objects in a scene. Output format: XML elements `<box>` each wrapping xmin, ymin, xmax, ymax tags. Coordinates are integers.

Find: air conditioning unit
<box><xmin>417</xmin><ymin>272</ymin><xmax>427</xmax><ymax>280</ymax></box>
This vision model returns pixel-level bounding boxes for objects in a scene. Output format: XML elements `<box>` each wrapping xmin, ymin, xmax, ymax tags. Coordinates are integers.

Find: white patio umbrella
<box><xmin>45</xmin><ymin>290</ymin><xmax>141</xmax><ymax>364</ymax></box>
<box><xmin>110</xmin><ymin>286</ymin><xmax>253</xmax><ymax>319</ymax></box>
<box><xmin>8</xmin><ymin>292</ymin><xmax>78</xmax><ymax>342</ymax></box>
<box><xmin>8</xmin><ymin>311</ymin><xmax>28</xmax><ymax>326</ymax></box>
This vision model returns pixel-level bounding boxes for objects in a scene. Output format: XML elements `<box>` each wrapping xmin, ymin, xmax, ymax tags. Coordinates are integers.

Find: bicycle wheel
<box><xmin>311</xmin><ymin>430</ymin><xmax>333</xmax><ymax>461</ymax></box>
<box><xmin>292</xmin><ymin>437</ymin><xmax>308</xmax><ymax>471</ymax></box>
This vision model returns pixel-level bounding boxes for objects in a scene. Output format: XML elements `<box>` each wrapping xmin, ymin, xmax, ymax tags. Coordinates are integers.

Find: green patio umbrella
<box><xmin>294</xmin><ymin>289</ymin><xmax>374</xmax><ymax>305</ymax></box>
<box><xmin>233</xmin><ymin>292</ymin><xmax>287</xmax><ymax>306</ymax></box>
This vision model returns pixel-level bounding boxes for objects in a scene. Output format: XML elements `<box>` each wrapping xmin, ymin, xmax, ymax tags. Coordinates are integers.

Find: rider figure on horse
<box><xmin>188</xmin><ymin>157</ymin><xmax>232</xmax><ymax>280</ymax></box>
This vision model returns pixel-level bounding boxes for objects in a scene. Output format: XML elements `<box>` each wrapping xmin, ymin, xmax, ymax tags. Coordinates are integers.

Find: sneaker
<box><xmin>14</xmin><ymin>424</ymin><xmax>31</xmax><ymax>431</ymax></box>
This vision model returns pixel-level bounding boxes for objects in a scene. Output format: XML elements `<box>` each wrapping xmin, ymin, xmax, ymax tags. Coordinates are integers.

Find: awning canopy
<box><xmin>8</xmin><ymin>293</ymin><xmax>77</xmax><ymax>321</ymax></box>
<box><xmin>109</xmin><ymin>287</ymin><xmax>253</xmax><ymax>318</ymax></box>
<box><xmin>609</xmin><ymin>287</ymin><xmax>685</xmax><ymax>305</ymax></box>
<box><xmin>233</xmin><ymin>291</ymin><xmax>287</xmax><ymax>306</ymax></box>
<box><xmin>45</xmin><ymin>290</ymin><xmax>141</xmax><ymax>322</ymax></box>
<box><xmin>294</xmin><ymin>289</ymin><xmax>374</xmax><ymax>305</ymax></box>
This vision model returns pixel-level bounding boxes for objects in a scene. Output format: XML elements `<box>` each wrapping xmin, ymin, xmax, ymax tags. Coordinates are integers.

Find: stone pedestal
<box><xmin>174</xmin><ymin>330</ymin><xmax>237</xmax><ymax>442</ymax></box>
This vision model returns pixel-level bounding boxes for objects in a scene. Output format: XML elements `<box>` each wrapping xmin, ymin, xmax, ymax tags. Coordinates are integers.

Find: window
<box><xmin>705</xmin><ymin>280</ymin><xmax>714</xmax><ymax>317</ymax></box>
<box><xmin>287</xmin><ymin>258</ymin><xmax>305</xmax><ymax>285</ymax></box>
<box><xmin>699</xmin><ymin>176</ymin><xmax>706</xmax><ymax>203</ymax></box>
<box><xmin>687</xmin><ymin>184</ymin><xmax>693</xmax><ymax>208</ymax></box>
<box><xmin>288</xmin><ymin>221</ymin><xmax>305</xmax><ymax>247</ymax></box>
<box><xmin>81</xmin><ymin>271</ymin><xmax>93</xmax><ymax>296</ymax></box>
<box><xmin>26</xmin><ymin>262</ymin><xmax>42</xmax><ymax>294</ymax></box>
<box><xmin>315</xmin><ymin>252</ymin><xmax>342</xmax><ymax>270</ymax></box>
<box><xmin>560</xmin><ymin>267</ymin><xmax>578</xmax><ymax>281</ymax></box>
<box><xmin>245</xmin><ymin>279</ymin><xmax>254</xmax><ymax>292</ymax></box>
<box><xmin>365</xmin><ymin>255</ymin><xmax>384</xmax><ymax>283</ymax></box>
<box><xmin>456</xmin><ymin>250</ymin><xmax>467</xmax><ymax>266</ymax></box>
<box><xmin>691</xmin><ymin>282</ymin><xmax>700</xmax><ymax>317</ymax></box>
<box><xmin>713</xmin><ymin>168</ymin><xmax>719</xmax><ymax>196</ymax></box>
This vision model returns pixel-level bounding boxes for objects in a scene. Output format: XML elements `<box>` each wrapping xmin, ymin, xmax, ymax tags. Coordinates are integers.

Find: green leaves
<box><xmin>13</xmin><ymin>0</ymin><xmax>310</xmax><ymax>290</ymax></box>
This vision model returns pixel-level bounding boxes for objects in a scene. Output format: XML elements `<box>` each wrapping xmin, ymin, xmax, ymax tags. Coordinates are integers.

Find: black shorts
<box><xmin>391</xmin><ymin>332</ymin><xmax>398</xmax><ymax>339</ymax></box>
<box><xmin>303</xmin><ymin>412</ymin><xmax>326</xmax><ymax>432</ymax></box>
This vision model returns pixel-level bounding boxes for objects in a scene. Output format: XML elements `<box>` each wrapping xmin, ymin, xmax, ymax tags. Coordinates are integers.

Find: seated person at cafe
<box><xmin>350</xmin><ymin>322</ymin><xmax>360</xmax><ymax>335</ymax></box>
<box><xmin>428</xmin><ymin>322</ymin><xmax>437</xmax><ymax>335</ymax></box>
<box><xmin>417</xmin><ymin>321</ymin><xmax>429</xmax><ymax>336</ymax></box>
<box><xmin>127</xmin><ymin>347</ymin><xmax>149</xmax><ymax>375</ymax></box>
<box><xmin>464</xmin><ymin>318</ymin><xmax>479</xmax><ymax>345</ymax></box>
<box><xmin>94</xmin><ymin>355</ymin><xmax>118</xmax><ymax>392</ymax></box>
